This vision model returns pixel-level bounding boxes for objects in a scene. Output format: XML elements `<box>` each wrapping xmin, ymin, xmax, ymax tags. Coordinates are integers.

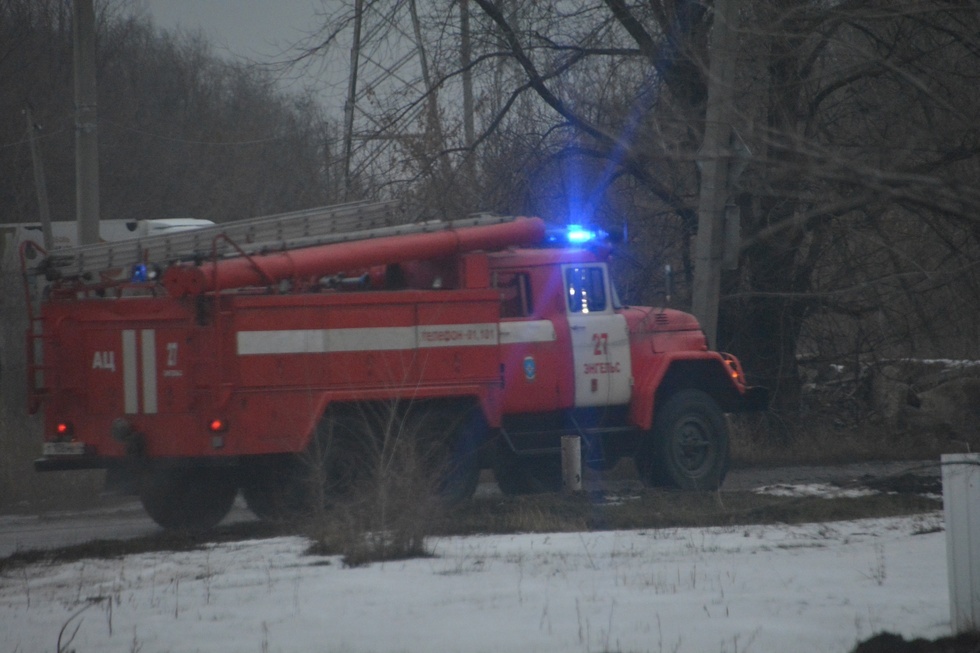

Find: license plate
<box><xmin>43</xmin><ymin>442</ymin><xmax>86</xmax><ymax>456</ymax></box>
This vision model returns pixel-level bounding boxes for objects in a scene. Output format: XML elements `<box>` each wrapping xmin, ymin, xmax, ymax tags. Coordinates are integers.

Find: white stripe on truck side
<box><xmin>121</xmin><ymin>328</ymin><xmax>159</xmax><ymax>414</ymax></box>
<box><xmin>122</xmin><ymin>330</ymin><xmax>138</xmax><ymax>414</ymax></box>
<box><xmin>237</xmin><ymin>323</ymin><xmax>507</xmax><ymax>355</ymax></box>
<box><xmin>141</xmin><ymin>329</ymin><xmax>157</xmax><ymax>414</ymax></box>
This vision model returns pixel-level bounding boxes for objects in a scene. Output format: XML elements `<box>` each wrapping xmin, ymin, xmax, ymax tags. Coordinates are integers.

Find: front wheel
<box><xmin>139</xmin><ymin>465</ymin><xmax>238</xmax><ymax>532</ymax></box>
<box><xmin>635</xmin><ymin>389</ymin><xmax>730</xmax><ymax>491</ymax></box>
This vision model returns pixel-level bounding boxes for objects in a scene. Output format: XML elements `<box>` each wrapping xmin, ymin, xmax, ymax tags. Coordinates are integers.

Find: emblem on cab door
<box><xmin>523</xmin><ymin>356</ymin><xmax>536</xmax><ymax>381</ymax></box>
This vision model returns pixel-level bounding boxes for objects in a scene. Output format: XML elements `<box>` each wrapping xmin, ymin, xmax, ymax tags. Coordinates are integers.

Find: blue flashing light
<box><xmin>131</xmin><ymin>264</ymin><xmax>148</xmax><ymax>283</ymax></box>
<box><xmin>543</xmin><ymin>223</ymin><xmax>611</xmax><ymax>248</ymax></box>
<box><xmin>565</xmin><ymin>224</ymin><xmax>607</xmax><ymax>245</ymax></box>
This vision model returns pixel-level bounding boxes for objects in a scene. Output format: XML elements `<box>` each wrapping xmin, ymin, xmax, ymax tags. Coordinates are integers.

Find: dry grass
<box><xmin>0</xmin><ymin>521</ymin><xmax>287</xmax><ymax>573</ymax></box>
<box><xmin>728</xmin><ymin>412</ymin><xmax>969</xmax><ymax>468</ymax></box>
<box><xmin>302</xmin><ymin>403</ymin><xmax>452</xmax><ymax>567</ymax></box>
<box><xmin>303</xmin><ymin>470</ymin><xmax>444</xmax><ymax>567</ymax></box>
<box><xmin>436</xmin><ymin>490</ymin><xmax>939</xmax><ymax>537</ymax></box>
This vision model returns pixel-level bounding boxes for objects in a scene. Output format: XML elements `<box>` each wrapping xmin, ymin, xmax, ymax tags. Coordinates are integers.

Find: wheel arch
<box><xmin>307</xmin><ymin>386</ymin><xmax>499</xmax><ymax>446</ymax></box>
<box><xmin>632</xmin><ymin>354</ymin><xmax>744</xmax><ymax>430</ymax></box>
<box><xmin>314</xmin><ymin>393</ymin><xmax>490</xmax><ymax>504</ymax></box>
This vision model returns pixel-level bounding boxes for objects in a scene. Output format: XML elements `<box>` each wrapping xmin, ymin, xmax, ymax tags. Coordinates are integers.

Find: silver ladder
<box><xmin>33</xmin><ymin>200</ymin><xmax>514</xmax><ymax>283</ymax></box>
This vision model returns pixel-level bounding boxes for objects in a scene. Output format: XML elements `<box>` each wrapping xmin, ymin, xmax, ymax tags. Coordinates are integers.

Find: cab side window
<box><xmin>493</xmin><ymin>271</ymin><xmax>533</xmax><ymax>318</ymax></box>
<box><xmin>565</xmin><ymin>266</ymin><xmax>606</xmax><ymax>314</ymax></box>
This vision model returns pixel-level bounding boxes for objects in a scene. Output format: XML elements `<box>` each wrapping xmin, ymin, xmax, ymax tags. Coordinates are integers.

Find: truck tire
<box><xmin>493</xmin><ymin>441</ymin><xmax>562</xmax><ymax>495</ymax></box>
<box><xmin>244</xmin><ymin>412</ymin><xmax>377</xmax><ymax>522</ymax></box>
<box><xmin>139</xmin><ymin>465</ymin><xmax>238</xmax><ymax>532</ymax></box>
<box><xmin>240</xmin><ymin>457</ymin><xmax>308</xmax><ymax>522</ymax></box>
<box><xmin>316</xmin><ymin>411</ymin><xmax>376</xmax><ymax>498</ymax></box>
<box><xmin>403</xmin><ymin>401</ymin><xmax>484</xmax><ymax>504</ymax></box>
<box><xmin>635</xmin><ymin>389</ymin><xmax>730</xmax><ymax>491</ymax></box>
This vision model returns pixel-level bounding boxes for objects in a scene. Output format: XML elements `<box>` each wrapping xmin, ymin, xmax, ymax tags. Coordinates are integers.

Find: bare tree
<box><xmin>723</xmin><ymin>1</ymin><xmax>980</xmax><ymax>411</ymax></box>
<box><xmin>296</xmin><ymin>1</ymin><xmax>980</xmax><ymax>418</ymax></box>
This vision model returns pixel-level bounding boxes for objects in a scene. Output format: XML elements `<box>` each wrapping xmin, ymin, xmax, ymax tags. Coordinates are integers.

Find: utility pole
<box><xmin>342</xmin><ymin>0</ymin><xmax>364</xmax><ymax>201</ymax></box>
<box><xmin>460</xmin><ymin>0</ymin><xmax>475</xmax><ymax>150</ymax></box>
<box><xmin>73</xmin><ymin>0</ymin><xmax>100</xmax><ymax>245</ymax></box>
<box><xmin>24</xmin><ymin>107</ymin><xmax>53</xmax><ymax>250</ymax></box>
<box><xmin>460</xmin><ymin>0</ymin><xmax>477</xmax><ymax>183</ymax></box>
<box><xmin>691</xmin><ymin>0</ymin><xmax>739</xmax><ymax>349</ymax></box>
<box><xmin>409</xmin><ymin>0</ymin><xmax>438</xmax><ymax>137</ymax></box>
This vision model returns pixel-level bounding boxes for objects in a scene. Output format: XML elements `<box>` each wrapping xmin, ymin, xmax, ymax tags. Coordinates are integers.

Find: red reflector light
<box><xmin>55</xmin><ymin>422</ymin><xmax>73</xmax><ymax>438</ymax></box>
<box><xmin>209</xmin><ymin>419</ymin><xmax>228</xmax><ymax>433</ymax></box>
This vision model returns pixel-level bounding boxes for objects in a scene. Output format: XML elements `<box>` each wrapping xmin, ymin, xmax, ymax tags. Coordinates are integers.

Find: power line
<box><xmin>100</xmin><ymin>120</ymin><xmax>291</xmax><ymax>146</ymax></box>
<box><xmin>0</xmin><ymin>127</ymin><xmax>71</xmax><ymax>150</ymax></box>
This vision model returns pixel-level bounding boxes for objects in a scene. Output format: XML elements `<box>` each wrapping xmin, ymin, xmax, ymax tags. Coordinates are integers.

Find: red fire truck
<box><xmin>22</xmin><ymin>201</ymin><xmax>766</xmax><ymax>530</ymax></box>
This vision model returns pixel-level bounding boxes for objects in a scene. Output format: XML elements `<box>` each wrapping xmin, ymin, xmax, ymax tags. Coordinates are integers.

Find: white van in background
<box><xmin>0</xmin><ymin>218</ymin><xmax>214</xmax><ymax>269</ymax></box>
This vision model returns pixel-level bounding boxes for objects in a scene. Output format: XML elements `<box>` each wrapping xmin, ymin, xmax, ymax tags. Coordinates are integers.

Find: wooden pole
<box><xmin>691</xmin><ymin>0</ymin><xmax>739</xmax><ymax>349</ymax></box>
<box><xmin>342</xmin><ymin>0</ymin><xmax>364</xmax><ymax>200</ymax></box>
<box><xmin>73</xmin><ymin>0</ymin><xmax>100</xmax><ymax>245</ymax></box>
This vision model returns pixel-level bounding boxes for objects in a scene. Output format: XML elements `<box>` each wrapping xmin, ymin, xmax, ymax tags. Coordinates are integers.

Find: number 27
<box><xmin>592</xmin><ymin>332</ymin><xmax>608</xmax><ymax>356</ymax></box>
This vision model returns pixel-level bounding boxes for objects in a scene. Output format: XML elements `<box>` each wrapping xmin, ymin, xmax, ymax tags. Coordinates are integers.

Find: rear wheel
<box><xmin>139</xmin><ymin>465</ymin><xmax>238</xmax><ymax>532</ymax></box>
<box><xmin>245</xmin><ymin>402</ymin><xmax>487</xmax><ymax>518</ymax></box>
<box><xmin>239</xmin><ymin>413</ymin><xmax>377</xmax><ymax>523</ymax></box>
<box><xmin>635</xmin><ymin>389</ymin><xmax>730</xmax><ymax>490</ymax></box>
<box><xmin>244</xmin><ymin>413</ymin><xmax>376</xmax><ymax>521</ymax></box>
<box><xmin>240</xmin><ymin>457</ymin><xmax>308</xmax><ymax>522</ymax></box>
<box><xmin>401</xmin><ymin>401</ymin><xmax>485</xmax><ymax>504</ymax></box>
<box><xmin>314</xmin><ymin>411</ymin><xmax>376</xmax><ymax>500</ymax></box>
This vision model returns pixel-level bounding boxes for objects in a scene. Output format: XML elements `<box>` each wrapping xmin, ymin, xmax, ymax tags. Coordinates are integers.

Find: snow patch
<box><xmin>0</xmin><ymin>514</ymin><xmax>950</xmax><ymax>653</ymax></box>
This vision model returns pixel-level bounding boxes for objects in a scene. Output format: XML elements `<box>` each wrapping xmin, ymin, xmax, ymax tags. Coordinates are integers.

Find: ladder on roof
<box><xmin>33</xmin><ymin>200</ymin><xmax>404</xmax><ymax>281</ymax></box>
<box><xmin>30</xmin><ymin>200</ymin><xmax>516</xmax><ymax>283</ymax></box>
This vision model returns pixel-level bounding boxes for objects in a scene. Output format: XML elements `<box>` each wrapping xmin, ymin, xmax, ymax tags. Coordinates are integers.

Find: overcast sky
<box><xmin>136</xmin><ymin>0</ymin><xmax>350</xmax><ymax>110</ymax></box>
<box><xmin>137</xmin><ymin>0</ymin><xmax>321</xmax><ymax>61</ymax></box>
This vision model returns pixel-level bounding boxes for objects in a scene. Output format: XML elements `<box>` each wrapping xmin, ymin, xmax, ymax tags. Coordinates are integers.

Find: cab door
<box><xmin>495</xmin><ymin>270</ymin><xmax>568</xmax><ymax>413</ymax></box>
<box><xmin>563</xmin><ymin>264</ymin><xmax>632</xmax><ymax>407</ymax></box>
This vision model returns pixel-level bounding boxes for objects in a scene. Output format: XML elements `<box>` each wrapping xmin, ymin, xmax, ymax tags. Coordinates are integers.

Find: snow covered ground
<box><xmin>0</xmin><ymin>510</ymin><xmax>949</xmax><ymax>653</ymax></box>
